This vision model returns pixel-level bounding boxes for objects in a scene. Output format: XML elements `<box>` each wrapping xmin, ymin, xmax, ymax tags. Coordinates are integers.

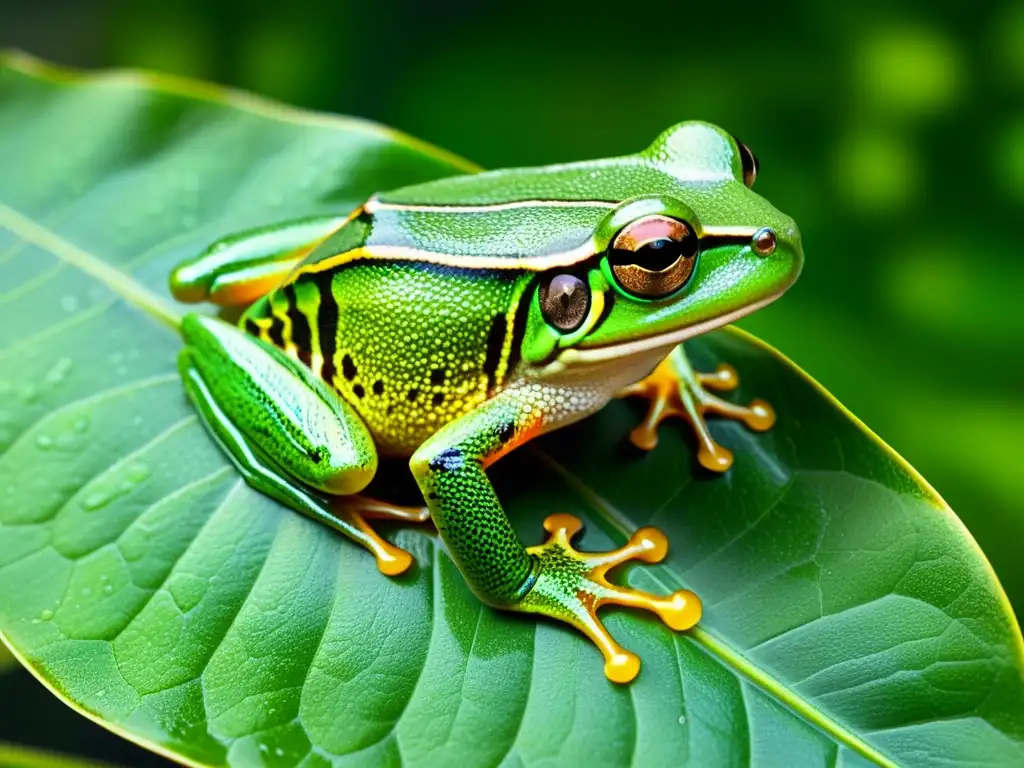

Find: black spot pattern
<box><xmin>342</xmin><ymin>354</ymin><xmax>357</xmax><ymax>381</ymax></box>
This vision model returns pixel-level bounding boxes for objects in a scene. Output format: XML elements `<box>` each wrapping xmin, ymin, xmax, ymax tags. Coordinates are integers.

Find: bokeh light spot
<box><xmin>883</xmin><ymin>247</ymin><xmax>966</xmax><ymax>332</ymax></box>
<box><xmin>854</xmin><ymin>26</ymin><xmax>962</xmax><ymax>119</ymax></box>
<box><xmin>833</xmin><ymin>130</ymin><xmax>917</xmax><ymax>214</ymax></box>
<box><xmin>111</xmin><ymin>9</ymin><xmax>212</xmax><ymax>79</ymax></box>
<box><xmin>883</xmin><ymin>241</ymin><xmax>1024</xmax><ymax>344</ymax></box>
<box><xmin>994</xmin><ymin>119</ymin><xmax>1024</xmax><ymax>203</ymax></box>
<box><xmin>992</xmin><ymin>3</ymin><xmax>1024</xmax><ymax>86</ymax></box>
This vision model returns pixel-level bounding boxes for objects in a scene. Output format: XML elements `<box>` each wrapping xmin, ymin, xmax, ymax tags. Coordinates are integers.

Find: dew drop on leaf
<box><xmin>45</xmin><ymin>357</ymin><xmax>73</xmax><ymax>386</ymax></box>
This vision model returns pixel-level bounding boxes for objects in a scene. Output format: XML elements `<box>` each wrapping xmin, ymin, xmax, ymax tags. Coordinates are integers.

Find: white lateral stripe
<box><xmin>366</xmin><ymin>198</ymin><xmax>618</xmax><ymax>214</ymax></box>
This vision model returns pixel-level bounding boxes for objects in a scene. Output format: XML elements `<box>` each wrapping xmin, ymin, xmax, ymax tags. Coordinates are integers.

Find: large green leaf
<box><xmin>1</xmin><ymin>53</ymin><xmax>1022</xmax><ymax>767</ymax></box>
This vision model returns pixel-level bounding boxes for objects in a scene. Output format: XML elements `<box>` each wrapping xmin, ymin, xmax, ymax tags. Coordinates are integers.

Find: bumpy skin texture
<box><xmin>169</xmin><ymin>121</ymin><xmax>803</xmax><ymax>682</ymax></box>
<box><xmin>244</xmin><ymin>263</ymin><xmax>530</xmax><ymax>457</ymax></box>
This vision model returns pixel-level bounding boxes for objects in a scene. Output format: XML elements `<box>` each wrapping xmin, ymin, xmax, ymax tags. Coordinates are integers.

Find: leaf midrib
<box><xmin>0</xmin><ymin>202</ymin><xmax>897</xmax><ymax>767</ymax></box>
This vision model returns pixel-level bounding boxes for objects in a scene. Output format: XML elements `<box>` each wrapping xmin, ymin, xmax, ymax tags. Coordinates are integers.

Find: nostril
<box><xmin>751</xmin><ymin>228</ymin><xmax>777</xmax><ymax>257</ymax></box>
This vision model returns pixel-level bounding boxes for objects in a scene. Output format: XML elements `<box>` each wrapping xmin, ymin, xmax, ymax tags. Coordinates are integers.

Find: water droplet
<box><xmin>96</xmin><ymin>689</ymin><xmax>107</xmax><ymax>698</ymax></box>
<box><xmin>274</xmin><ymin>747</ymin><xmax>284</xmax><ymax>757</ymax></box>
<box><xmin>74</xmin><ymin>416</ymin><xmax>90</xmax><ymax>433</ymax></box>
<box><xmin>81</xmin><ymin>462</ymin><xmax>150</xmax><ymax>512</ymax></box>
<box><xmin>678</xmin><ymin>715</ymin><xmax>686</xmax><ymax>725</ymax></box>
<box><xmin>103</xmin><ymin>584</ymin><xmax>114</xmax><ymax>595</ymax></box>
<box><xmin>40</xmin><ymin>609</ymin><xmax>53</xmax><ymax>621</ymax></box>
<box><xmin>35</xmin><ymin>434</ymin><xmax>53</xmax><ymax>450</ymax></box>
<box><xmin>81</xmin><ymin>587</ymin><xmax>92</xmax><ymax>597</ymax></box>
<box><xmin>82</xmin><ymin>492</ymin><xmax>111</xmax><ymax>511</ymax></box>
<box><xmin>60</xmin><ymin>294</ymin><xmax>79</xmax><ymax>313</ymax></box>
<box><xmin>45</xmin><ymin>357</ymin><xmax>73</xmax><ymax>386</ymax></box>
<box><xmin>126</xmin><ymin>463</ymin><xmax>150</xmax><ymax>484</ymax></box>
<box><xmin>259</xmin><ymin>744</ymin><xmax>268</xmax><ymax>753</ymax></box>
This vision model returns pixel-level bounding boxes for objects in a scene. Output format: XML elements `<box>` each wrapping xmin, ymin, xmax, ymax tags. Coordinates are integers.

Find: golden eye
<box><xmin>540</xmin><ymin>273</ymin><xmax>591</xmax><ymax>332</ymax></box>
<box><xmin>609</xmin><ymin>215</ymin><xmax>699</xmax><ymax>299</ymax></box>
<box><xmin>734</xmin><ymin>137</ymin><xmax>759</xmax><ymax>187</ymax></box>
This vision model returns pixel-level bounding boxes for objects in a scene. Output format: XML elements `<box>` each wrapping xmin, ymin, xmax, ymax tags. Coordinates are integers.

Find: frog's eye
<box><xmin>734</xmin><ymin>137</ymin><xmax>759</xmax><ymax>187</ymax></box>
<box><xmin>608</xmin><ymin>215</ymin><xmax>699</xmax><ymax>299</ymax></box>
<box><xmin>540</xmin><ymin>273</ymin><xmax>591</xmax><ymax>332</ymax></box>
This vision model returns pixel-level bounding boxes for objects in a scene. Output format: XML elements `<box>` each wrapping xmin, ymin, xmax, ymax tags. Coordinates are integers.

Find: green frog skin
<box><xmin>169</xmin><ymin>121</ymin><xmax>803</xmax><ymax>683</ymax></box>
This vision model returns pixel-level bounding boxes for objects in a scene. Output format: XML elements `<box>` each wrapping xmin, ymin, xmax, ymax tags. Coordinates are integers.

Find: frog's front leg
<box><xmin>620</xmin><ymin>344</ymin><xmax>775</xmax><ymax>472</ymax></box>
<box><xmin>171</xmin><ymin>215</ymin><xmax>347</xmax><ymax>306</ymax></box>
<box><xmin>410</xmin><ymin>387</ymin><xmax>701</xmax><ymax>683</ymax></box>
<box><xmin>179</xmin><ymin>314</ymin><xmax>424</xmax><ymax>576</ymax></box>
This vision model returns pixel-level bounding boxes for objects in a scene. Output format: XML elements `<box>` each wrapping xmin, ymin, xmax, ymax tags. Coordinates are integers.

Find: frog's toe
<box><xmin>619</xmin><ymin>356</ymin><xmax>775</xmax><ymax>473</ymax></box>
<box><xmin>516</xmin><ymin>514</ymin><xmax>701</xmax><ymax>683</ymax></box>
<box><xmin>332</xmin><ymin>495</ymin><xmax>429</xmax><ymax>576</ymax></box>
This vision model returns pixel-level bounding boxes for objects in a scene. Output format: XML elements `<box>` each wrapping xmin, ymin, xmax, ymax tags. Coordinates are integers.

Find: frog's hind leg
<box><xmin>179</xmin><ymin>313</ymin><xmax>419</xmax><ymax>576</ymax></box>
<box><xmin>619</xmin><ymin>344</ymin><xmax>774</xmax><ymax>472</ymax></box>
<box><xmin>170</xmin><ymin>215</ymin><xmax>348</xmax><ymax>306</ymax></box>
<box><xmin>411</xmin><ymin>387</ymin><xmax>700</xmax><ymax>683</ymax></box>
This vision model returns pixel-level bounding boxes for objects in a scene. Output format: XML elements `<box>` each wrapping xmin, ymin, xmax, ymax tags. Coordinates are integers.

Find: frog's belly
<box><xmin>338</xmin><ymin>371</ymin><xmax>489</xmax><ymax>458</ymax></box>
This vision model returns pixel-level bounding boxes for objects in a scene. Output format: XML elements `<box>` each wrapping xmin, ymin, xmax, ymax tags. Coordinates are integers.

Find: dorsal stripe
<box><xmin>298</xmin><ymin>240</ymin><xmax>598</xmax><ymax>277</ymax></box>
<box><xmin>366</xmin><ymin>198</ymin><xmax>617</xmax><ymax>214</ymax></box>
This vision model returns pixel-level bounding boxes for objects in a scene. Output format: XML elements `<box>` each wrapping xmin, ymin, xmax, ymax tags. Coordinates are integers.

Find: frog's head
<box><xmin>520</xmin><ymin>121</ymin><xmax>803</xmax><ymax>375</ymax></box>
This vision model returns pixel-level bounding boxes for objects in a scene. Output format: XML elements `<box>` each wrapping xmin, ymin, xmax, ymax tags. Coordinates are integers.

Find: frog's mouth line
<box><xmin>555</xmin><ymin>290</ymin><xmax>784</xmax><ymax>366</ymax></box>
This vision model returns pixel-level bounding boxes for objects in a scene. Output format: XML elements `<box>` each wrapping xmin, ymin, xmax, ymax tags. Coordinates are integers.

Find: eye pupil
<box><xmin>540</xmin><ymin>274</ymin><xmax>591</xmax><ymax>332</ymax></box>
<box><xmin>608</xmin><ymin>215</ymin><xmax>699</xmax><ymax>299</ymax></box>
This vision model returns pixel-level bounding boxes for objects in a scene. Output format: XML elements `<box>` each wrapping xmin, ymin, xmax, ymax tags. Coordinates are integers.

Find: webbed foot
<box><xmin>332</xmin><ymin>495</ymin><xmax>429</xmax><ymax>577</ymax></box>
<box><xmin>514</xmin><ymin>514</ymin><xmax>701</xmax><ymax>683</ymax></box>
<box><xmin>620</xmin><ymin>347</ymin><xmax>774</xmax><ymax>472</ymax></box>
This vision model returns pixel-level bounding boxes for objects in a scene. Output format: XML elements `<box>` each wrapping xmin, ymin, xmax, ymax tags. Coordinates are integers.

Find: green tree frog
<box><xmin>169</xmin><ymin>121</ymin><xmax>802</xmax><ymax>683</ymax></box>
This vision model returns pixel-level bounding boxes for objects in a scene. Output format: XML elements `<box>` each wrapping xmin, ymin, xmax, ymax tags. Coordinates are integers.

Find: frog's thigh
<box><xmin>171</xmin><ymin>215</ymin><xmax>347</xmax><ymax>306</ymax></box>
<box><xmin>178</xmin><ymin>313</ymin><xmax>415</xmax><ymax>575</ymax></box>
<box><xmin>619</xmin><ymin>343</ymin><xmax>775</xmax><ymax>472</ymax></box>
<box><xmin>410</xmin><ymin>389</ymin><xmax>544</xmax><ymax>605</ymax></box>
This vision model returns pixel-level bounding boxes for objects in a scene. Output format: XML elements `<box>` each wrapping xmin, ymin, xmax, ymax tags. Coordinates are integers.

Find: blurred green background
<box><xmin>1</xmin><ymin>0</ymin><xmax>1022</xmax><ymax>762</ymax></box>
